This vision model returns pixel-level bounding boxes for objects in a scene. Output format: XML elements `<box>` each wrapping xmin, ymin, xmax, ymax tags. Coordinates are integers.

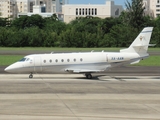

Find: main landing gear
<box><xmin>85</xmin><ymin>73</ymin><xmax>92</xmax><ymax>79</ymax></box>
<box><xmin>29</xmin><ymin>73</ymin><xmax>33</xmax><ymax>78</ymax></box>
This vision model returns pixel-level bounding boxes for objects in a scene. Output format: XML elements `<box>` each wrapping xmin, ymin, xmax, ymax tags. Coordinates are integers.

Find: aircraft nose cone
<box><xmin>4</xmin><ymin>65</ymin><xmax>15</xmax><ymax>73</ymax></box>
<box><xmin>4</xmin><ymin>67</ymin><xmax>10</xmax><ymax>72</ymax></box>
<box><xmin>4</xmin><ymin>62</ymin><xmax>23</xmax><ymax>73</ymax></box>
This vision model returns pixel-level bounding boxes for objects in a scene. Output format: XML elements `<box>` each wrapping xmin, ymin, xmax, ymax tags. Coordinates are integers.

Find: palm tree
<box><xmin>51</xmin><ymin>13</ymin><xmax>59</xmax><ymax>21</ymax></box>
<box><xmin>125</xmin><ymin>0</ymin><xmax>145</xmax><ymax>29</ymax></box>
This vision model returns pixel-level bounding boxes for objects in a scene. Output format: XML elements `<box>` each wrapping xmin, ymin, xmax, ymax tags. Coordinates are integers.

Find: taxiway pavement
<box><xmin>0</xmin><ymin>74</ymin><xmax>160</xmax><ymax>120</ymax></box>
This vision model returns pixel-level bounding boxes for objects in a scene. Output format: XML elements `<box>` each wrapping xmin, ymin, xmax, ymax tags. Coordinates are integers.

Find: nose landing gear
<box><xmin>29</xmin><ymin>73</ymin><xmax>33</xmax><ymax>78</ymax></box>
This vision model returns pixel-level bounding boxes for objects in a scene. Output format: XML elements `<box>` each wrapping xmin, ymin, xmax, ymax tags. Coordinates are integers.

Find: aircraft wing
<box><xmin>65</xmin><ymin>69</ymin><xmax>104</xmax><ymax>73</ymax></box>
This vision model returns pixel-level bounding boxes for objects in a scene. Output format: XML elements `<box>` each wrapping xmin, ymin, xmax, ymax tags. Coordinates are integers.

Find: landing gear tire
<box><xmin>29</xmin><ymin>73</ymin><xmax>33</xmax><ymax>79</ymax></box>
<box><xmin>85</xmin><ymin>73</ymin><xmax>92</xmax><ymax>79</ymax></box>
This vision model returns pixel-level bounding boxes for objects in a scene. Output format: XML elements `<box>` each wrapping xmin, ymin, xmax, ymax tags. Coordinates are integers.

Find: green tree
<box><xmin>0</xmin><ymin>27</ymin><xmax>9</xmax><ymax>46</ymax></box>
<box><xmin>0</xmin><ymin>18</ymin><xmax>8</xmax><ymax>27</ymax></box>
<box><xmin>43</xmin><ymin>32</ymin><xmax>59</xmax><ymax>47</ymax></box>
<box><xmin>125</xmin><ymin>0</ymin><xmax>146</xmax><ymax>29</ymax></box>
<box><xmin>25</xmin><ymin>27</ymin><xmax>45</xmax><ymax>46</ymax></box>
<box><xmin>11</xmin><ymin>14</ymin><xmax>45</xmax><ymax>29</ymax></box>
<box><xmin>151</xmin><ymin>27</ymin><xmax>160</xmax><ymax>47</ymax></box>
<box><xmin>106</xmin><ymin>24</ymin><xmax>139</xmax><ymax>47</ymax></box>
<box><xmin>151</xmin><ymin>16</ymin><xmax>160</xmax><ymax>47</ymax></box>
<box><xmin>101</xmin><ymin>17</ymin><xmax>121</xmax><ymax>34</ymax></box>
<box><xmin>68</xmin><ymin>16</ymin><xmax>104</xmax><ymax>47</ymax></box>
<box><xmin>44</xmin><ymin>20</ymin><xmax>66</xmax><ymax>35</ymax></box>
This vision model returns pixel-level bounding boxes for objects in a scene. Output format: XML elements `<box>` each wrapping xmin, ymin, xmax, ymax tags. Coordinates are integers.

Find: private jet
<box><xmin>5</xmin><ymin>27</ymin><xmax>154</xmax><ymax>79</ymax></box>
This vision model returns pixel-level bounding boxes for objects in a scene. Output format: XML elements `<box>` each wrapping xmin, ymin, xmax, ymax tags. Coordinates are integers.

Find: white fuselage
<box><xmin>5</xmin><ymin>52</ymin><xmax>142</xmax><ymax>74</ymax></box>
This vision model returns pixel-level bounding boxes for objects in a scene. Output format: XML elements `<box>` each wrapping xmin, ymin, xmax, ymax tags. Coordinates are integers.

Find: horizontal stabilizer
<box><xmin>149</xmin><ymin>44</ymin><xmax>156</xmax><ymax>46</ymax></box>
<box><xmin>133</xmin><ymin>44</ymin><xmax>156</xmax><ymax>47</ymax></box>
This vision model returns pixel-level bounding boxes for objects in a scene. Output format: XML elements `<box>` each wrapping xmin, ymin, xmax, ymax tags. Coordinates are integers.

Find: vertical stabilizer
<box><xmin>120</xmin><ymin>27</ymin><xmax>153</xmax><ymax>54</ymax></box>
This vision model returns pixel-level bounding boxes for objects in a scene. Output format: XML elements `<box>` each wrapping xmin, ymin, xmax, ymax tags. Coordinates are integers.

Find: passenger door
<box><xmin>34</xmin><ymin>56</ymin><xmax>42</xmax><ymax>72</ymax></box>
<box><xmin>106</xmin><ymin>54</ymin><xmax>108</xmax><ymax>62</ymax></box>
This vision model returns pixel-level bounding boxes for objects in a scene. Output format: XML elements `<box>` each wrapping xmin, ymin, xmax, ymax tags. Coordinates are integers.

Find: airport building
<box><xmin>62</xmin><ymin>0</ymin><xmax>123</xmax><ymax>23</ymax></box>
<box><xmin>143</xmin><ymin>0</ymin><xmax>160</xmax><ymax>18</ymax></box>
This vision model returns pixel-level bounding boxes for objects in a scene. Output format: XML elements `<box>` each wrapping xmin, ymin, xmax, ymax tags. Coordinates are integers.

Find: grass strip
<box><xmin>0</xmin><ymin>55</ymin><xmax>23</xmax><ymax>66</ymax></box>
<box><xmin>135</xmin><ymin>56</ymin><xmax>160</xmax><ymax>66</ymax></box>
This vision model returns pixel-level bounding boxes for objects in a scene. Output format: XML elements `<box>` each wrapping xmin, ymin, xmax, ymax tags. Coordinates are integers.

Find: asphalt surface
<box><xmin>0</xmin><ymin>74</ymin><xmax>160</xmax><ymax>120</ymax></box>
<box><xmin>0</xmin><ymin>50</ymin><xmax>160</xmax><ymax>120</ymax></box>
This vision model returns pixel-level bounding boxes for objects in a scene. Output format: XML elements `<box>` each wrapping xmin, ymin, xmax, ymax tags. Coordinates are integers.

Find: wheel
<box><xmin>29</xmin><ymin>74</ymin><xmax>33</xmax><ymax>78</ymax></box>
<box><xmin>85</xmin><ymin>73</ymin><xmax>92</xmax><ymax>79</ymax></box>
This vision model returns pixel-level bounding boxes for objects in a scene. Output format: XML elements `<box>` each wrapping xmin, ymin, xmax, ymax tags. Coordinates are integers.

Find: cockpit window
<box><xmin>26</xmin><ymin>58</ymin><xmax>30</xmax><ymax>61</ymax></box>
<box><xmin>19</xmin><ymin>58</ymin><xmax>27</xmax><ymax>62</ymax></box>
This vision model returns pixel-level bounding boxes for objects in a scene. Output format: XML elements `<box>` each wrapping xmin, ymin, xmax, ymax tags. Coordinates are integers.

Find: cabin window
<box><xmin>55</xmin><ymin>59</ymin><xmax>58</xmax><ymax>62</ymax></box>
<box><xmin>61</xmin><ymin>59</ymin><xmax>64</xmax><ymax>62</ymax></box>
<box><xmin>74</xmin><ymin>59</ymin><xmax>76</xmax><ymax>62</ymax></box>
<box><xmin>67</xmin><ymin>59</ymin><xmax>70</xmax><ymax>62</ymax></box>
<box><xmin>80</xmin><ymin>58</ymin><xmax>83</xmax><ymax>62</ymax></box>
<box><xmin>50</xmin><ymin>59</ymin><xmax>52</xmax><ymax>63</ymax></box>
<box><xmin>44</xmin><ymin>60</ymin><xmax>46</xmax><ymax>63</ymax></box>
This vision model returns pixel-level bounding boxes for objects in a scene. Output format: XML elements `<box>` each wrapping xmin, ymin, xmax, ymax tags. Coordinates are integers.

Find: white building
<box><xmin>0</xmin><ymin>0</ymin><xmax>15</xmax><ymax>18</ymax></box>
<box><xmin>62</xmin><ymin>0</ymin><xmax>123</xmax><ymax>23</ymax></box>
<box><xmin>143</xmin><ymin>0</ymin><xmax>160</xmax><ymax>18</ymax></box>
<box><xmin>0</xmin><ymin>0</ymin><xmax>66</xmax><ymax>19</ymax></box>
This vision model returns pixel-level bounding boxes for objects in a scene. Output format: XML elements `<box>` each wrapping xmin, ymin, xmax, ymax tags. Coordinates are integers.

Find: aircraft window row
<box><xmin>43</xmin><ymin>58</ymin><xmax>83</xmax><ymax>63</ymax></box>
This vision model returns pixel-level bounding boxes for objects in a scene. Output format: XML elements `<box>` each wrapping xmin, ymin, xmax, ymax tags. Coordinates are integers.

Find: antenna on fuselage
<box><xmin>91</xmin><ymin>50</ymin><xmax>94</xmax><ymax>52</ymax></box>
<box><xmin>51</xmin><ymin>51</ymin><xmax>54</xmax><ymax>54</ymax></box>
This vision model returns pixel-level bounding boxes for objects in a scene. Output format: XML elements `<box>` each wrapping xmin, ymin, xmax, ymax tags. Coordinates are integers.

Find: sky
<box><xmin>68</xmin><ymin>0</ymin><xmax>131</xmax><ymax>8</ymax></box>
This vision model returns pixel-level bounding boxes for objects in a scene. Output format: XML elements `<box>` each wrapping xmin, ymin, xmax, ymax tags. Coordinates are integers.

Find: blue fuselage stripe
<box><xmin>141</xmin><ymin>31</ymin><xmax>151</xmax><ymax>33</ymax></box>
